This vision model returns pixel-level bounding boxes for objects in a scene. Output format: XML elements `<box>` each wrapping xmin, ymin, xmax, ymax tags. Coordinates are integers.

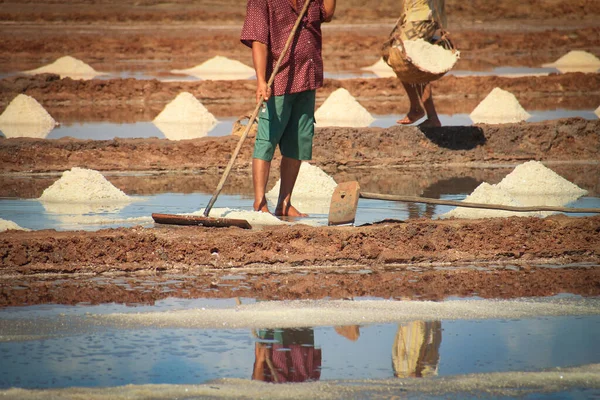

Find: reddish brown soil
<box><xmin>1</xmin><ymin>0</ymin><xmax>599</xmax><ymax>307</ymax></box>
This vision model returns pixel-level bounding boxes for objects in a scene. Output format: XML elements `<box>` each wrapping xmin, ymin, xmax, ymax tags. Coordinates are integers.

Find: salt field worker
<box><xmin>383</xmin><ymin>0</ymin><xmax>446</xmax><ymax>127</ymax></box>
<box><xmin>240</xmin><ymin>0</ymin><xmax>336</xmax><ymax>217</ymax></box>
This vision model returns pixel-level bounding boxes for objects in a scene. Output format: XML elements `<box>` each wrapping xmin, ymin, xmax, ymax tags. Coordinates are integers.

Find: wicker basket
<box><xmin>231</xmin><ymin>115</ymin><xmax>258</xmax><ymax>138</ymax></box>
<box><xmin>384</xmin><ymin>32</ymin><xmax>458</xmax><ymax>85</ymax></box>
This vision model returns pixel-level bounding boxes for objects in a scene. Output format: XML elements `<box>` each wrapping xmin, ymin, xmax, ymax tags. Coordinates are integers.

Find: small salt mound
<box><xmin>266</xmin><ymin>162</ymin><xmax>337</xmax><ymax>214</ymax></box>
<box><xmin>595</xmin><ymin>105</ymin><xmax>600</xmax><ymax>118</ymax></box>
<box><xmin>402</xmin><ymin>38</ymin><xmax>460</xmax><ymax>74</ymax></box>
<box><xmin>195</xmin><ymin>208</ymin><xmax>287</xmax><ymax>227</ymax></box>
<box><xmin>39</xmin><ymin>167</ymin><xmax>131</xmax><ymax>203</ymax></box>
<box><xmin>153</xmin><ymin>92</ymin><xmax>218</xmax><ymax>140</ymax></box>
<box><xmin>360</xmin><ymin>58</ymin><xmax>396</xmax><ymax>78</ymax></box>
<box><xmin>171</xmin><ymin>56</ymin><xmax>255</xmax><ymax>81</ymax></box>
<box><xmin>0</xmin><ymin>94</ymin><xmax>57</xmax><ymax>138</ymax></box>
<box><xmin>315</xmin><ymin>88</ymin><xmax>374</xmax><ymax>127</ymax></box>
<box><xmin>24</xmin><ymin>56</ymin><xmax>106</xmax><ymax>80</ymax></box>
<box><xmin>440</xmin><ymin>182</ymin><xmax>542</xmax><ymax>219</ymax></box>
<box><xmin>0</xmin><ymin>218</ymin><xmax>28</xmax><ymax>232</ymax></box>
<box><xmin>496</xmin><ymin>161</ymin><xmax>588</xmax><ymax>207</ymax></box>
<box><xmin>542</xmin><ymin>50</ymin><xmax>600</xmax><ymax>73</ymax></box>
<box><xmin>469</xmin><ymin>87</ymin><xmax>531</xmax><ymax>124</ymax></box>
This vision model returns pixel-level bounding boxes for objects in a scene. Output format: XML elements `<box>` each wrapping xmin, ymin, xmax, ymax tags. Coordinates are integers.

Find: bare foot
<box><xmin>397</xmin><ymin>110</ymin><xmax>425</xmax><ymax>125</ymax></box>
<box><xmin>418</xmin><ymin>118</ymin><xmax>442</xmax><ymax>128</ymax></box>
<box><xmin>253</xmin><ymin>198</ymin><xmax>271</xmax><ymax>214</ymax></box>
<box><xmin>275</xmin><ymin>202</ymin><xmax>308</xmax><ymax>217</ymax></box>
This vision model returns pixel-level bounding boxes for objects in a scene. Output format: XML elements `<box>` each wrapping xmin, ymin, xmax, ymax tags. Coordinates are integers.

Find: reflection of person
<box><xmin>392</xmin><ymin>320</ymin><xmax>442</xmax><ymax>378</ymax></box>
<box><xmin>240</xmin><ymin>0</ymin><xmax>337</xmax><ymax>217</ymax></box>
<box><xmin>383</xmin><ymin>0</ymin><xmax>446</xmax><ymax>127</ymax></box>
<box><xmin>252</xmin><ymin>328</ymin><xmax>322</xmax><ymax>383</ymax></box>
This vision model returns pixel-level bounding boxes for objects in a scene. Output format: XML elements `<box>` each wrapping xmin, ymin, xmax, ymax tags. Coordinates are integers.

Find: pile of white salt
<box><xmin>361</xmin><ymin>58</ymin><xmax>396</xmax><ymax>78</ymax></box>
<box><xmin>171</xmin><ymin>56</ymin><xmax>255</xmax><ymax>81</ymax></box>
<box><xmin>595</xmin><ymin>105</ymin><xmax>600</xmax><ymax>118</ymax></box>
<box><xmin>469</xmin><ymin>87</ymin><xmax>531</xmax><ymax>124</ymax></box>
<box><xmin>0</xmin><ymin>94</ymin><xmax>57</xmax><ymax>138</ymax></box>
<box><xmin>266</xmin><ymin>162</ymin><xmax>337</xmax><ymax>215</ymax></box>
<box><xmin>153</xmin><ymin>92</ymin><xmax>218</xmax><ymax>140</ymax></box>
<box><xmin>0</xmin><ymin>218</ymin><xmax>28</xmax><ymax>232</ymax></box>
<box><xmin>39</xmin><ymin>167</ymin><xmax>131</xmax><ymax>203</ymax></box>
<box><xmin>542</xmin><ymin>50</ymin><xmax>600</xmax><ymax>73</ymax></box>
<box><xmin>24</xmin><ymin>56</ymin><xmax>106</xmax><ymax>80</ymax></box>
<box><xmin>195</xmin><ymin>208</ymin><xmax>287</xmax><ymax>227</ymax></box>
<box><xmin>441</xmin><ymin>161</ymin><xmax>588</xmax><ymax>219</ymax></box>
<box><xmin>314</xmin><ymin>88</ymin><xmax>374</xmax><ymax>127</ymax></box>
<box><xmin>402</xmin><ymin>38</ymin><xmax>460</xmax><ymax>74</ymax></box>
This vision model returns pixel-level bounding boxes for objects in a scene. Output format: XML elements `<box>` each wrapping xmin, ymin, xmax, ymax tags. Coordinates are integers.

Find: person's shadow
<box><xmin>419</xmin><ymin>126</ymin><xmax>486</xmax><ymax>150</ymax></box>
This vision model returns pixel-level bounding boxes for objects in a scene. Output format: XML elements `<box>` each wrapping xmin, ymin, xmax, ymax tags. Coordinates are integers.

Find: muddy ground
<box><xmin>0</xmin><ymin>0</ymin><xmax>599</xmax><ymax>306</ymax></box>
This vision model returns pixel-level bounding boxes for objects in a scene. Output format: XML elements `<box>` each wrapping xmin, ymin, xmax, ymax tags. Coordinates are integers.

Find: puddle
<box><xmin>0</xmin><ymin>296</ymin><xmax>598</xmax><ymax>395</ymax></box>
<box><xmin>1</xmin><ymin>110</ymin><xmax>597</xmax><ymax>141</ymax></box>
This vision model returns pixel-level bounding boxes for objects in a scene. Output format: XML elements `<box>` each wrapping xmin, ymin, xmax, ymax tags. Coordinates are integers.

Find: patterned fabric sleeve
<box><xmin>240</xmin><ymin>0</ymin><xmax>270</xmax><ymax>48</ymax></box>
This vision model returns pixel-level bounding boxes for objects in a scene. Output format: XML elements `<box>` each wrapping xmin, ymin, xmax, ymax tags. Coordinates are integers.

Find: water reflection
<box><xmin>392</xmin><ymin>321</ymin><xmax>442</xmax><ymax>378</ymax></box>
<box><xmin>252</xmin><ymin>328</ymin><xmax>322</xmax><ymax>383</ymax></box>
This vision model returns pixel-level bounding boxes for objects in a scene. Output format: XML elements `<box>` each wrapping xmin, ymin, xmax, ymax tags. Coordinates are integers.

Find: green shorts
<box><xmin>253</xmin><ymin>90</ymin><xmax>316</xmax><ymax>162</ymax></box>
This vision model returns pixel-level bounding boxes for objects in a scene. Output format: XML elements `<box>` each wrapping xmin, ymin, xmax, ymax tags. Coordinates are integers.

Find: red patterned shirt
<box><xmin>240</xmin><ymin>0</ymin><xmax>327</xmax><ymax>96</ymax></box>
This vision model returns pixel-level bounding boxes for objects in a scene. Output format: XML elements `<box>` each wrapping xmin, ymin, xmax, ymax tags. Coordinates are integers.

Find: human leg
<box><xmin>419</xmin><ymin>83</ymin><xmax>441</xmax><ymax>127</ymax></box>
<box><xmin>277</xmin><ymin>90</ymin><xmax>316</xmax><ymax>217</ymax></box>
<box><xmin>252</xmin><ymin>158</ymin><xmax>271</xmax><ymax>212</ymax></box>
<box><xmin>397</xmin><ymin>81</ymin><xmax>425</xmax><ymax>124</ymax></box>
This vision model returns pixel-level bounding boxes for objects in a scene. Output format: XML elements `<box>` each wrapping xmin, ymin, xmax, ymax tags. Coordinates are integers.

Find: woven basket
<box><xmin>231</xmin><ymin>115</ymin><xmax>258</xmax><ymax>138</ymax></box>
<box><xmin>385</xmin><ymin>33</ymin><xmax>458</xmax><ymax>85</ymax></box>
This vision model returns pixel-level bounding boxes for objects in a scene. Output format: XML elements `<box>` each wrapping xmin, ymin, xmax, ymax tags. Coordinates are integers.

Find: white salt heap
<box><xmin>595</xmin><ymin>105</ymin><xmax>600</xmax><ymax>118</ymax></box>
<box><xmin>470</xmin><ymin>87</ymin><xmax>531</xmax><ymax>124</ymax></box>
<box><xmin>441</xmin><ymin>161</ymin><xmax>588</xmax><ymax>219</ymax></box>
<box><xmin>361</xmin><ymin>58</ymin><xmax>396</xmax><ymax>78</ymax></box>
<box><xmin>266</xmin><ymin>162</ymin><xmax>337</xmax><ymax>214</ymax></box>
<box><xmin>196</xmin><ymin>208</ymin><xmax>287</xmax><ymax>227</ymax></box>
<box><xmin>153</xmin><ymin>92</ymin><xmax>218</xmax><ymax>140</ymax></box>
<box><xmin>0</xmin><ymin>94</ymin><xmax>57</xmax><ymax>138</ymax></box>
<box><xmin>24</xmin><ymin>56</ymin><xmax>106</xmax><ymax>80</ymax></box>
<box><xmin>315</xmin><ymin>88</ymin><xmax>374</xmax><ymax>127</ymax></box>
<box><xmin>39</xmin><ymin>167</ymin><xmax>131</xmax><ymax>203</ymax></box>
<box><xmin>171</xmin><ymin>56</ymin><xmax>255</xmax><ymax>81</ymax></box>
<box><xmin>496</xmin><ymin>160</ymin><xmax>588</xmax><ymax>207</ymax></box>
<box><xmin>402</xmin><ymin>38</ymin><xmax>460</xmax><ymax>74</ymax></box>
<box><xmin>0</xmin><ymin>218</ymin><xmax>28</xmax><ymax>232</ymax></box>
<box><xmin>542</xmin><ymin>50</ymin><xmax>600</xmax><ymax>73</ymax></box>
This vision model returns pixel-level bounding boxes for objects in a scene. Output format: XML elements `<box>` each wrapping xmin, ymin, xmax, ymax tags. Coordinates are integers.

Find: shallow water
<box><xmin>0</xmin><ymin>296</ymin><xmax>598</xmax><ymax>394</ymax></box>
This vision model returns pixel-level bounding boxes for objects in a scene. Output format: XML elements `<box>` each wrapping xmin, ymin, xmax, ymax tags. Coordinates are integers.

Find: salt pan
<box><xmin>153</xmin><ymin>92</ymin><xmax>218</xmax><ymax>140</ymax></box>
<box><xmin>402</xmin><ymin>38</ymin><xmax>459</xmax><ymax>74</ymax></box>
<box><xmin>0</xmin><ymin>218</ymin><xmax>28</xmax><ymax>232</ymax></box>
<box><xmin>266</xmin><ymin>162</ymin><xmax>337</xmax><ymax>214</ymax></box>
<box><xmin>0</xmin><ymin>94</ymin><xmax>57</xmax><ymax>138</ymax></box>
<box><xmin>315</xmin><ymin>88</ymin><xmax>374</xmax><ymax>127</ymax></box>
<box><xmin>39</xmin><ymin>167</ymin><xmax>131</xmax><ymax>203</ymax></box>
<box><xmin>361</xmin><ymin>58</ymin><xmax>396</xmax><ymax>78</ymax></box>
<box><xmin>24</xmin><ymin>56</ymin><xmax>106</xmax><ymax>80</ymax></box>
<box><xmin>542</xmin><ymin>50</ymin><xmax>600</xmax><ymax>73</ymax></box>
<box><xmin>171</xmin><ymin>56</ymin><xmax>255</xmax><ymax>81</ymax></box>
<box><xmin>469</xmin><ymin>87</ymin><xmax>531</xmax><ymax>124</ymax></box>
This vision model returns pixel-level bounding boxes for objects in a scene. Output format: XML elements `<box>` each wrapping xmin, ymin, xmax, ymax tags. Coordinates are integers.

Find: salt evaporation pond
<box><xmin>0</xmin><ymin>296</ymin><xmax>599</xmax><ymax>398</ymax></box>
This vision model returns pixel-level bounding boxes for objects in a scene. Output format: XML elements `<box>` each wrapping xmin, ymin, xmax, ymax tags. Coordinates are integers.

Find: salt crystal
<box><xmin>315</xmin><ymin>88</ymin><xmax>374</xmax><ymax>127</ymax></box>
<box><xmin>469</xmin><ymin>87</ymin><xmax>531</xmax><ymax>124</ymax></box>
<box><xmin>0</xmin><ymin>94</ymin><xmax>57</xmax><ymax>138</ymax></box>
<box><xmin>266</xmin><ymin>162</ymin><xmax>337</xmax><ymax>214</ymax></box>
<box><xmin>361</xmin><ymin>58</ymin><xmax>396</xmax><ymax>78</ymax></box>
<box><xmin>402</xmin><ymin>38</ymin><xmax>460</xmax><ymax>74</ymax></box>
<box><xmin>24</xmin><ymin>55</ymin><xmax>106</xmax><ymax>80</ymax></box>
<box><xmin>0</xmin><ymin>218</ymin><xmax>28</xmax><ymax>232</ymax></box>
<box><xmin>153</xmin><ymin>92</ymin><xmax>217</xmax><ymax>140</ymax></box>
<box><xmin>542</xmin><ymin>50</ymin><xmax>600</xmax><ymax>73</ymax></box>
<box><xmin>39</xmin><ymin>167</ymin><xmax>131</xmax><ymax>203</ymax></box>
<box><xmin>495</xmin><ymin>160</ymin><xmax>587</xmax><ymax>206</ymax></box>
<box><xmin>171</xmin><ymin>56</ymin><xmax>255</xmax><ymax>80</ymax></box>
